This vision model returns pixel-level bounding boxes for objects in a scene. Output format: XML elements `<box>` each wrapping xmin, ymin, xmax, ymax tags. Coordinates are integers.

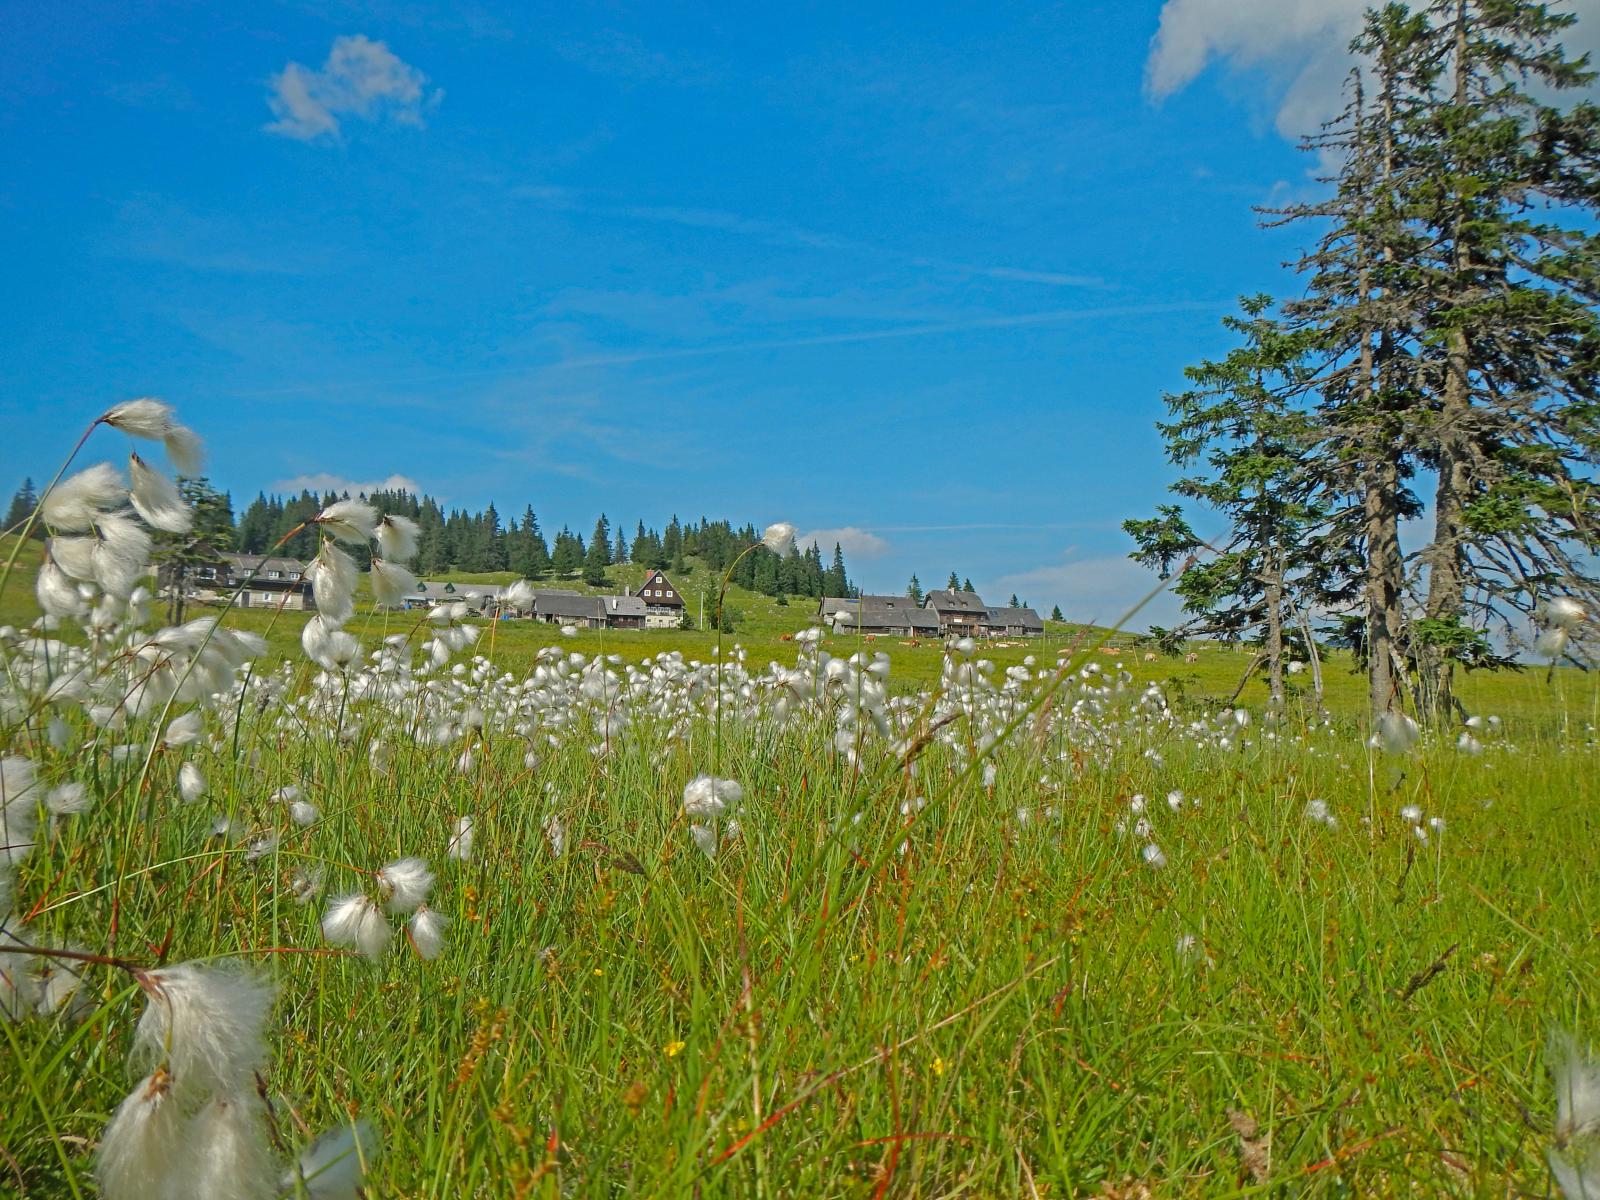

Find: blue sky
<box><xmin>6</xmin><ymin>2</ymin><xmax>1596</xmax><ymax>625</ymax></box>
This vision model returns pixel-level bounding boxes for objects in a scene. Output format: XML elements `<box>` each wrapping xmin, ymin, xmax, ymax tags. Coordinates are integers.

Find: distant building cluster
<box><xmin>819</xmin><ymin>589</ymin><xmax>1044</xmax><ymax>638</ymax></box>
<box><xmin>187</xmin><ymin>554</ymin><xmax>691</xmax><ymax>629</ymax></box>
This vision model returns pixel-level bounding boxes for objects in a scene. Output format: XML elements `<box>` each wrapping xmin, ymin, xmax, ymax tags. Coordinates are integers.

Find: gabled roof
<box><xmin>603</xmin><ymin>595</ymin><xmax>648</xmax><ymax>617</ymax></box>
<box><xmin>985</xmin><ymin>606</ymin><xmax>1044</xmax><ymax>631</ymax></box>
<box><xmin>221</xmin><ymin>552</ymin><xmax>306</xmax><ymax>577</ymax></box>
<box><xmin>409</xmin><ymin>582</ymin><xmax>504</xmax><ymax>604</ymax></box>
<box><xmin>635</xmin><ymin>570</ymin><xmax>684</xmax><ymax>605</ymax></box>
<box><xmin>924</xmin><ymin>589</ymin><xmax>987</xmax><ymax>614</ymax></box>
<box><xmin>535</xmin><ymin>592</ymin><xmax>606</xmax><ymax>620</ymax></box>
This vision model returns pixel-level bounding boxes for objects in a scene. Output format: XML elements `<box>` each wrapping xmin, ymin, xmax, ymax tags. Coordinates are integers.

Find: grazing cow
<box><xmin>779</xmin><ymin>633</ymin><xmax>793</xmax><ymax>642</ymax></box>
<box><xmin>1143</xmin><ymin>652</ymin><xmax>1158</xmax><ymax>662</ymax></box>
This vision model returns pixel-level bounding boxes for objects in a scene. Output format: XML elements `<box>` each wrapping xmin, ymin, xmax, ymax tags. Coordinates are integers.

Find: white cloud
<box><xmin>992</xmin><ymin>553</ymin><xmax>1184</xmax><ymax>632</ymax></box>
<box><xmin>799</xmin><ymin>527</ymin><xmax>890</xmax><ymax>560</ymax></box>
<box><xmin>1147</xmin><ymin>0</ymin><xmax>1600</xmax><ymax>140</ymax></box>
<box><xmin>265</xmin><ymin>35</ymin><xmax>439</xmax><ymax>141</ymax></box>
<box><xmin>270</xmin><ymin>472</ymin><xmax>423</xmax><ymax>498</ymax></box>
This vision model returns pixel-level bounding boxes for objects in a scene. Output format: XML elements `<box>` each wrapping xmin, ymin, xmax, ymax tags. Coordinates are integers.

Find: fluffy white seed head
<box><xmin>369</xmin><ymin>558</ymin><xmax>419</xmax><ymax>608</ymax></box>
<box><xmin>177</xmin><ymin>1095</ymin><xmax>277</xmax><ymax>1200</ymax></box>
<box><xmin>178</xmin><ymin>762</ymin><xmax>207</xmax><ymax>804</ymax></box>
<box><xmin>314</xmin><ymin>499</ymin><xmax>380</xmax><ymax>545</ymax></box>
<box><xmin>407</xmin><ymin>906</ymin><xmax>449</xmax><ymax>960</ymax></box>
<box><xmin>1374</xmin><ymin>711</ymin><xmax>1420</xmax><ymax>754</ymax></box>
<box><xmin>322</xmin><ymin>894</ymin><xmax>392</xmax><ymax>961</ymax></box>
<box><xmin>97</xmin><ymin>1069</ymin><xmax>184</xmax><ymax>1200</ymax></box>
<box><xmin>374</xmin><ymin>513</ymin><xmax>420</xmax><ymax>562</ymax></box>
<box><xmin>376</xmin><ymin>857</ymin><xmax>433</xmax><ymax>914</ymax></box>
<box><xmin>163</xmin><ymin>711</ymin><xmax>203</xmax><ymax>748</ymax></box>
<box><xmin>305</xmin><ymin>541</ymin><xmax>358</xmax><ymax>625</ymax></box>
<box><xmin>285</xmin><ymin>1119</ymin><xmax>380</xmax><ymax>1199</ymax></box>
<box><xmin>132</xmin><ymin>963</ymin><xmax>276</xmax><ymax>1098</ymax></box>
<box><xmin>36</xmin><ymin>555</ymin><xmax>90</xmax><ymax>618</ymax></box>
<box><xmin>446</xmin><ymin>815</ymin><xmax>474</xmax><ymax>862</ymax></box>
<box><xmin>41</xmin><ymin>463</ymin><xmax>127</xmax><ymax>532</ymax></box>
<box><xmin>761</xmin><ymin>522</ymin><xmax>797</xmax><ymax>557</ymax></box>
<box><xmin>127</xmin><ymin>453</ymin><xmax>192</xmax><ymax>534</ymax></box>
<box><xmin>1547</xmin><ymin>596</ymin><xmax>1587</xmax><ymax>633</ymax></box>
<box><xmin>683</xmin><ymin>774</ymin><xmax>742</xmax><ymax>821</ymax></box>
<box><xmin>1553</xmin><ymin>1031</ymin><xmax>1600</xmax><ymax>1144</ymax></box>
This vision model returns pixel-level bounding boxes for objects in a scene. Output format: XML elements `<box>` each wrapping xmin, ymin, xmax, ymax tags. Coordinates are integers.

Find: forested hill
<box><xmin>233</xmin><ymin>488</ymin><xmax>857</xmax><ymax>597</ymax></box>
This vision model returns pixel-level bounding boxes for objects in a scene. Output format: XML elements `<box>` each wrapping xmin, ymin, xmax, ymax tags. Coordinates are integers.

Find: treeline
<box><xmin>1125</xmin><ymin>0</ymin><xmax>1600</xmax><ymax>724</ymax></box>
<box><xmin>232</xmin><ymin>490</ymin><xmax>856</xmax><ymax>597</ymax></box>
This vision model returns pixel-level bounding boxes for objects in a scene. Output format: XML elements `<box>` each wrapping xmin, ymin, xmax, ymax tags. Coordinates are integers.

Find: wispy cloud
<box><xmin>265</xmin><ymin>35</ymin><xmax>440</xmax><ymax>141</ymax></box>
<box><xmin>514</xmin><ymin>187</ymin><xmax>1104</xmax><ymax>288</ymax></box>
<box><xmin>992</xmin><ymin>552</ymin><xmax>1184</xmax><ymax>631</ymax></box>
<box><xmin>221</xmin><ymin>298</ymin><xmax>1226</xmax><ymax>398</ymax></box>
<box><xmin>555</xmin><ymin>30</ymin><xmax>721</xmax><ymax>86</ymax></box>
<box><xmin>798</xmin><ymin>527</ymin><xmax>890</xmax><ymax>559</ymax></box>
<box><xmin>270</xmin><ymin>471</ymin><xmax>423</xmax><ymax>497</ymax></box>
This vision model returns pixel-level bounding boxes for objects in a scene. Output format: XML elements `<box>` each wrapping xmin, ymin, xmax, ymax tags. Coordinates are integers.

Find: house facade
<box><xmin>819</xmin><ymin>595</ymin><xmax>941</xmax><ymax>637</ymax></box>
<box><xmin>922</xmin><ymin>589</ymin><xmax>988</xmax><ymax>638</ymax></box>
<box><xmin>983</xmin><ymin>606</ymin><xmax>1044</xmax><ymax>637</ymax></box>
<box><xmin>187</xmin><ymin>552</ymin><xmax>315</xmax><ymax>611</ymax></box>
<box><xmin>634</xmin><ymin>569</ymin><xmax>686</xmax><ymax>629</ymax></box>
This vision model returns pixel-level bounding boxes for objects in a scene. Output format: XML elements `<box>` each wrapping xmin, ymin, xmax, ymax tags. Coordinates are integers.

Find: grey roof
<box><xmin>985</xmin><ymin>606</ymin><xmax>1044</xmax><ymax>631</ymax></box>
<box><xmin>823</xmin><ymin>595</ymin><xmax>940</xmax><ymax>632</ymax></box>
<box><xmin>408</xmin><ymin>582</ymin><xmax>505</xmax><ymax>605</ymax></box>
<box><xmin>534</xmin><ymin>592</ymin><xmax>606</xmax><ymax>620</ymax></box>
<box><xmin>924</xmin><ymin>589</ymin><xmax>988</xmax><ymax>614</ymax></box>
<box><xmin>220</xmin><ymin>552</ymin><xmax>306</xmax><ymax>577</ymax></box>
<box><xmin>602</xmin><ymin>595</ymin><xmax>648</xmax><ymax>618</ymax></box>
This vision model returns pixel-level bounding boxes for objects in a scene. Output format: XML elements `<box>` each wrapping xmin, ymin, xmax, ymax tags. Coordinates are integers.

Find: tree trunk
<box><xmin>1364</xmin><ymin>460</ymin><xmax>1403</xmax><ymax>719</ymax></box>
<box><xmin>1263</xmin><ymin>543</ymin><xmax>1286</xmax><ymax>713</ymax></box>
<box><xmin>1421</xmin><ymin>0</ymin><xmax>1474</xmax><ymax>724</ymax></box>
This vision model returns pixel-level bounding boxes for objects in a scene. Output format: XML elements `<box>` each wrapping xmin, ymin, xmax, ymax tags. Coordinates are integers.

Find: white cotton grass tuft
<box><xmin>1546</xmin><ymin>596</ymin><xmax>1587</xmax><ymax>633</ymax></box>
<box><xmin>131</xmin><ymin>963</ymin><xmax>276</xmax><ymax>1099</ymax></box>
<box><xmin>100</xmin><ymin>398</ymin><xmax>206</xmax><ymax>474</ymax></box>
<box><xmin>97</xmin><ymin>1068</ymin><xmax>184</xmax><ymax>1200</ymax></box>
<box><xmin>762</xmin><ymin>522</ymin><xmax>798</xmax><ymax>556</ymax></box>
<box><xmin>1553</xmin><ymin>1031</ymin><xmax>1600</xmax><ymax>1145</ymax></box>
<box><xmin>46</xmin><ymin>781</ymin><xmax>91</xmax><ymax>816</ymax></box>
<box><xmin>36</xmin><ymin>555</ymin><xmax>89</xmax><ymax>618</ymax></box>
<box><xmin>407</xmin><ymin>906</ymin><xmax>449</xmax><ymax>960</ymax></box>
<box><xmin>322</xmin><ymin>894</ymin><xmax>392</xmax><ymax>961</ymax></box>
<box><xmin>1537</xmin><ymin>627</ymin><xmax>1571</xmax><ymax>661</ymax></box>
<box><xmin>689</xmin><ymin>823</ymin><xmax>719</xmax><ymax>860</ymax></box>
<box><xmin>1373</xmin><ymin>711</ymin><xmax>1420</xmax><ymax>754</ymax></box>
<box><xmin>446</xmin><ymin>815</ymin><xmax>475</xmax><ymax>862</ymax></box>
<box><xmin>313</xmin><ymin>499</ymin><xmax>380</xmax><ymax>545</ymax></box>
<box><xmin>41</xmin><ymin>463</ymin><xmax>128</xmax><ymax>532</ymax></box>
<box><xmin>1550</xmin><ymin>1030</ymin><xmax>1600</xmax><ymax>1197</ymax></box>
<box><xmin>301</xmin><ymin>615</ymin><xmax>361</xmax><ymax>671</ymax></box>
<box><xmin>375</xmin><ymin>513</ymin><xmax>420</xmax><ymax>563</ymax></box>
<box><xmin>126</xmin><ymin>453</ymin><xmax>192</xmax><ymax>534</ymax></box>
<box><xmin>284</xmin><ymin>1119</ymin><xmax>381</xmax><ymax>1199</ymax></box>
<box><xmin>1304</xmin><ymin>798</ymin><xmax>1336</xmax><ymax>827</ymax></box>
<box><xmin>178</xmin><ymin>762</ymin><xmax>207</xmax><ymax>804</ymax></box>
<box><xmin>163</xmin><ymin>710</ymin><xmax>203</xmax><ymax>748</ymax></box>
<box><xmin>683</xmin><ymin>775</ymin><xmax>742</xmax><ymax>821</ymax></box>
<box><xmin>375</xmin><ymin>857</ymin><xmax>433</xmax><ymax>913</ymax></box>
<box><xmin>305</xmin><ymin>540</ymin><xmax>359</xmax><ymax>625</ymax></box>
<box><xmin>1140</xmin><ymin>843</ymin><xmax>1167</xmax><ymax>869</ymax></box>
<box><xmin>369</xmin><ymin>558</ymin><xmax>420</xmax><ymax>608</ymax></box>
<box><xmin>176</xmin><ymin>1094</ymin><xmax>278</xmax><ymax>1200</ymax></box>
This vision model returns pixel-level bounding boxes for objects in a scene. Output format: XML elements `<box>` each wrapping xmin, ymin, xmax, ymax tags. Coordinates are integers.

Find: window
<box><xmin>267</xmin><ymin>570</ymin><xmax>280</xmax><ymax>579</ymax></box>
<box><xmin>288</xmin><ymin>572</ymin><xmax>300</xmax><ymax>580</ymax></box>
